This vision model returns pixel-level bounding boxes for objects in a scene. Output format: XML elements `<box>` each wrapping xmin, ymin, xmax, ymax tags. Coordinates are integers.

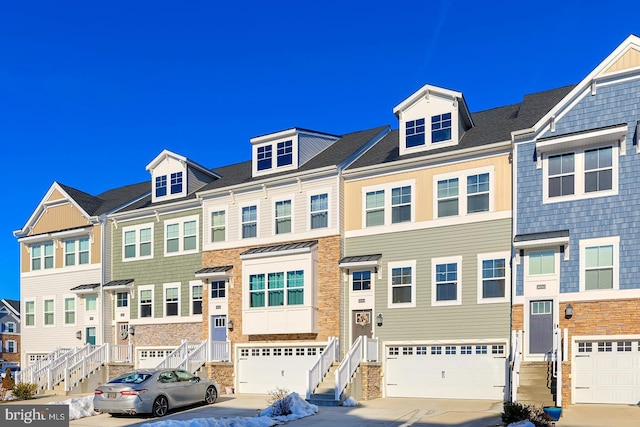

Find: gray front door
<box><xmin>529</xmin><ymin>300</ymin><xmax>553</xmax><ymax>354</ymax></box>
<box><xmin>351</xmin><ymin>310</ymin><xmax>372</xmax><ymax>344</ymax></box>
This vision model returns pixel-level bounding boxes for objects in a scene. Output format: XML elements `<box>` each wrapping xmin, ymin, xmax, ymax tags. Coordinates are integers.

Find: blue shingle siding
<box><xmin>516</xmin><ymin>78</ymin><xmax>640</xmax><ymax>294</ymax></box>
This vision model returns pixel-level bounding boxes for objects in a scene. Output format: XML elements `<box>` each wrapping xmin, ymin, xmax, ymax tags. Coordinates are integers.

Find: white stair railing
<box><xmin>335</xmin><ymin>335</ymin><xmax>365</xmax><ymax>401</ymax></box>
<box><xmin>156</xmin><ymin>340</ymin><xmax>188</xmax><ymax>369</ymax></box>
<box><xmin>510</xmin><ymin>330</ymin><xmax>524</xmax><ymax>402</ymax></box>
<box><xmin>64</xmin><ymin>344</ymin><xmax>108</xmax><ymax>392</ymax></box>
<box><xmin>49</xmin><ymin>344</ymin><xmax>95</xmax><ymax>389</ymax></box>
<box><xmin>185</xmin><ymin>341</ymin><xmax>208</xmax><ymax>373</ymax></box>
<box><xmin>210</xmin><ymin>340</ymin><xmax>231</xmax><ymax>361</ymax></box>
<box><xmin>21</xmin><ymin>347</ymin><xmax>73</xmax><ymax>386</ymax></box>
<box><xmin>305</xmin><ymin>337</ymin><xmax>338</xmax><ymax>399</ymax></box>
<box><xmin>110</xmin><ymin>344</ymin><xmax>132</xmax><ymax>362</ymax></box>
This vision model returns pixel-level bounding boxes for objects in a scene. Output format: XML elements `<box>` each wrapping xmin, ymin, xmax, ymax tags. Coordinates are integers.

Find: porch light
<box><xmin>75</xmin><ymin>330</ymin><xmax>82</xmax><ymax>340</ymax></box>
<box><xmin>376</xmin><ymin>313</ymin><xmax>383</xmax><ymax>327</ymax></box>
<box><xmin>128</xmin><ymin>325</ymin><xmax>135</xmax><ymax>336</ymax></box>
<box><xmin>565</xmin><ymin>304</ymin><xmax>573</xmax><ymax>319</ymax></box>
<box><xmin>227</xmin><ymin>320</ymin><xmax>234</xmax><ymax>331</ymax></box>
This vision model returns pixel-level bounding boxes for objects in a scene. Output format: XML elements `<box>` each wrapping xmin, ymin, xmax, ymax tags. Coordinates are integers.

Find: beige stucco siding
<box><xmin>344</xmin><ymin>153</ymin><xmax>511</xmax><ymax>231</ymax></box>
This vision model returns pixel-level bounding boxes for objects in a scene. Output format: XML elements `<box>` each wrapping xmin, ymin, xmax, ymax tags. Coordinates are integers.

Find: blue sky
<box><xmin>1</xmin><ymin>1</ymin><xmax>637</xmax><ymax>301</ymax></box>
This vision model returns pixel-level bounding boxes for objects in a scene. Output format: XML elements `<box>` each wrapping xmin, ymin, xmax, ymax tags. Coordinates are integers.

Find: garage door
<box><xmin>385</xmin><ymin>342</ymin><xmax>507</xmax><ymax>399</ymax></box>
<box><xmin>236</xmin><ymin>344</ymin><xmax>325</xmax><ymax>395</ymax></box>
<box><xmin>136</xmin><ymin>348</ymin><xmax>173</xmax><ymax>369</ymax></box>
<box><xmin>574</xmin><ymin>339</ymin><xmax>640</xmax><ymax>404</ymax></box>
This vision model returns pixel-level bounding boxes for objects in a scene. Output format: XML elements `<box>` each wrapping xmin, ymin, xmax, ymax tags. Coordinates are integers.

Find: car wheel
<box><xmin>152</xmin><ymin>396</ymin><xmax>169</xmax><ymax>417</ymax></box>
<box><xmin>205</xmin><ymin>386</ymin><xmax>217</xmax><ymax>404</ymax></box>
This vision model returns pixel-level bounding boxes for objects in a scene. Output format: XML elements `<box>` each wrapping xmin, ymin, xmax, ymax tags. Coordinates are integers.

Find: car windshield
<box><xmin>109</xmin><ymin>372</ymin><xmax>152</xmax><ymax>384</ymax></box>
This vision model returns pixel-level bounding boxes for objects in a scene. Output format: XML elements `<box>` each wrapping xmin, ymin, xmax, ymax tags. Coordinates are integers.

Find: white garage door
<box><xmin>236</xmin><ymin>344</ymin><xmax>325</xmax><ymax>395</ymax></box>
<box><xmin>136</xmin><ymin>348</ymin><xmax>173</xmax><ymax>369</ymax></box>
<box><xmin>385</xmin><ymin>343</ymin><xmax>507</xmax><ymax>399</ymax></box>
<box><xmin>574</xmin><ymin>339</ymin><xmax>640</xmax><ymax>404</ymax></box>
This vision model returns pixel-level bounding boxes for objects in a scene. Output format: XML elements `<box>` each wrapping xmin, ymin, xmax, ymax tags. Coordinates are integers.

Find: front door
<box><xmin>351</xmin><ymin>310</ymin><xmax>372</xmax><ymax>344</ymax></box>
<box><xmin>86</xmin><ymin>327</ymin><xmax>97</xmax><ymax>345</ymax></box>
<box><xmin>211</xmin><ymin>315</ymin><xmax>227</xmax><ymax>341</ymax></box>
<box><xmin>117</xmin><ymin>322</ymin><xmax>129</xmax><ymax>345</ymax></box>
<box><xmin>529</xmin><ymin>300</ymin><xmax>553</xmax><ymax>355</ymax></box>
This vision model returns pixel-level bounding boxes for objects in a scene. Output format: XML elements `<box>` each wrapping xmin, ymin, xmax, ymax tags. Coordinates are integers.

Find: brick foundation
<box><xmin>360</xmin><ymin>362</ymin><xmax>382</xmax><ymax>400</ymax></box>
<box><xmin>206</xmin><ymin>362</ymin><xmax>234</xmax><ymax>394</ymax></box>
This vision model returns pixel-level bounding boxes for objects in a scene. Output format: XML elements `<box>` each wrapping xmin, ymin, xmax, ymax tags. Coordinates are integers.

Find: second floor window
<box><xmin>211</xmin><ymin>211</ymin><xmax>226</xmax><ymax>242</ymax></box>
<box><xmin>365</xmin><ymin>190</ymin><xmax>384</xmax><ymax>227</ymax></box>
<box><xmin>116</xmin><ymin>292</ymin><xmax>128</xmax><ymax>308</ymax></box>
<box><xmin>25</xmin><ymin>301</ymin><xmax>35</xmax><ymax>326</ymax></box>
<box><xmin>242</xmin><ymin>206</ymin><xmax>257</xmax><ymax>238</ymax></box>
<box><xmin>165</xmin><ymin>287</ymin><xmax>179</xmax><ymax>316</ymax></box>
<box><xmin>211</xmin><ymin>280</ymin><xmax>226</xmax><ymax>298</ymax></box>
<box><xmin>275</xmin><ymin>200</ymin><xmax>292</xmax><ymax>234</ymax></box>
<box><xmin>310</xmin><ymin>193</ymin><xmax>328</xmax><ymax>229</ymax></box>
<box><xmin>437</xmin><ymin>178</ymin><xmax>459</xmax><ymax>217</ymax></box>
<box><xmin>192</xmin><ymin>284</ymin><xmax>202</xmax><ymax>315</ymax></box>
<box><xmin>124</xmin><ymin>226</ymin><xmax>152</xmax><ymax>259</ymax></box>
<box><xmin>548</xmin><ymin>153</ymin><xmax>575</xmax><ymax>197</ymax></box>
<box><xmin>140</xmin><ymin>290</ymin><xmax>152</xmax><ymax>318</ymax></box>
<box><xmin>44</xmin><ymin>299</ymin><xmax>54</xmax><ymax>326</ymax></box>
<box><xmin>352</xmin><ymin>271</ymin><xmax>371</xmax><ymax>291</ymax></box>
<box><xmin>391</xmin><ymin>186</ymin><xmax>411</xmax><ymax>223</ymax></box>
<box><xmin>85</xmin><ymin>295</ymin><xmax>97</xmax><ymax>311</ymax></box>
<box><xmin>64</xmin><ymin>297</ymin><xmax>75</xmax><ymax>324</ymax></box>
<box><xmin>166</xmin><ymin>219</ymin><xmax>197</xmax><ymax>254</ymax></box>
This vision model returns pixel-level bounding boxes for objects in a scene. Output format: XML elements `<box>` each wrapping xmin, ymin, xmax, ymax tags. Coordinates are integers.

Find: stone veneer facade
<box><xmin>129</xmin><ymin>323</ymin><xmax>202</xmax><ymax>347</ymax></box>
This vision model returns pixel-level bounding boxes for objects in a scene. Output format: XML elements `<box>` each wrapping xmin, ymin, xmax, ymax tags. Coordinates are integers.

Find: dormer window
<box><xmin>170</xmin><ymin>172</ymin><xmax>183</xmax><ymax>193</ymax></box>
<box><xmin>156</xmin><ymin>176</ymin><xmax>167</xmax><ymax>197</ymax></box>
<box><xmin>257</xmin><ymin>146</ymin><xmax>272</xmax><ymax>171</ymax></box>
<box><xmin>432</xmin><ymin>113</ymin><xmax>452</xmax><ymax>142</ymax></box>
<box><xmin>406</xmin><ymin>119</ymin><xmax>425</xmax><ymax>147</ymax></box>
<box><xmin>277</xmin><ymin>140</ymin><xmax>293</xmax><ymax>166</ymax></box>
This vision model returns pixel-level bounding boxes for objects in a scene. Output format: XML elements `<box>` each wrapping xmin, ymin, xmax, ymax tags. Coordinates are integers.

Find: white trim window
<box><xmin>191</xmin><ymin>282</ymin><xmax>203</xmax><ymax>315</ymax></box>
<box><xmin>165</xmin><ymin>216</ymin><xmax>198</xmax><ymax>255</ymax></box>
<box><xmin>210</xmin><ymin>280</ymin><xmax>226</xmax><ymax>299</ymax></box>
<box><xmin>164</xmin><ymin>284</ymin><xmax>180</xmax><ymax>316</ymax></box>
<box><xmin>241</xmin><ymin>205</ymin><xmax>258</xmax><ymax>239</ymax></box>
<box><xmin>543</xmin><ymin>145</ymin><xmax>618</xmax><ymax>203</ymax></box>
<box><xmin>85</xmin><ymin>295</ymin><xmax>97</xmax><ymax>312</ymax></box>
<box><xmin>25</xmin><ymin>300</ymin><xmax>35</xmax><ymax>327</ymax></box>
<box><xmin>139</xmin><ymin>286</ymin><xmax>154</xmax><ymax>318</ymax></box>
<box><xmin>579</xmin><ymin>236</ymin><xmax>619</xmax><ymax>291</ymax></box>
<box><xmin>249</xmin><ymin>270</ymin><xmax>305</xmax><ymax>307</ymax></box>
<box><xmin>31</xmin><ymin>242</ymin><xmax>54</xmax><ymax>271</ymax></box>
<box><xmin>387</xmin><ymin>260</ymin><xmax>416</xmax><ymax>308</ymax></box>
<box><xmin>363</xmin><ymin>180</ymin><xmax>415</xmax><ymax>228</ymax></box>
<box><xmin>64</xmin><ymin>237</ymin><xmax>90</xmax><ymax>266</ymax></box>
<box><xmin>64</xmin><ymin>296</ymin><xmax>76</xmax><ymax>325</ymax></box>
<box><xmin>477</xmin><ymin>252</ymin><xmax>509</xmax><ymax>303</ymax></box>
<box><xmin>43</xmin><ymin>298</ymin><xmax>55</xmax><ymax>327</ymax></box>
<box><xmin>274</xmin><ymin>199</ymin><xmax>292</xmax><ymax>234</ymax></box>
<box><xmin>528</xmin><ymin>250</ymin><xmax>556</xmax><ymax>276</ymax></box>
<box><xmin>5</xmin><ymin>322</ymin><xmax>16</xmax><ymax>333</ymax></box>
<box><xmin>116</xmin><ymin>292</ymin><xmax>128</xmax><ymax>308</ymax></box>
<box><xmin>310</xmin><ymin>193</ymin><xmax>329</xmax><ymax>229</ymax></box>
<box><xmin>123</xmin><ymin>223</ymin><xmax>153</xmax><ymax>261</ymax></box>
<box><xmin>210</xmin><ymin>210</ymin><xmax>226</xmax><ymax>243</ymax></box>
<box><xmin>434</xmin><ymin>168</ymin><xmax>494</xmax><ymax>218</ymax></box>
<box><xmin>6</xmin><ymin>340</ymin><xmax>16</xmax><ymax>353</ymax></box>
<box><xmin>432</xmin><ymin>256</ymin><xmax>463</xmax><ymax>306</ymax></box>
<box><xmin>352</xmin><ymin>270</ymin><xmax>372</xmax><ymax>291</ymax></box>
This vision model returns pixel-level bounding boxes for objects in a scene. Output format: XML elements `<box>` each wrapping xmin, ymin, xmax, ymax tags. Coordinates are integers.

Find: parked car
<box><xmin>93</xmin><ymin>369</ymin><xmax>219</xmax><ymax>417</ymax></box>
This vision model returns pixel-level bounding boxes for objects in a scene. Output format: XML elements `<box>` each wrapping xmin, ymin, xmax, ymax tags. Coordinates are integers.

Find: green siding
<box><xmin>345</xmin><ymin>218</ymin><xmax>511</xmax><ymax>342</ymax></box>
<box><xmin>112</xmin><ymin>209</ymin><xmax>202</xmax><ymax>319</ymax></box>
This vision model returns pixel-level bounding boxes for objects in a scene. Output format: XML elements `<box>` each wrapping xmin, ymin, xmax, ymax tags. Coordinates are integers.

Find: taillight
<box><xmin>94</xmin><ymin>390</ymin><xmax>103</xmax><ymax>395</ymax></box>
<box><xmin>120</xmin><ymin>389</ymin><xmax>147</xmax><ymax>396</ymax></box>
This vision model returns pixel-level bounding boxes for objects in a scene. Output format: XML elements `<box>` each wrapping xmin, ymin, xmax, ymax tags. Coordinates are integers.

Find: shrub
<box><xmin>2</xmin><ymin>368</ymin><xmax>15</xmax><ymax>390</ymax></box>
<box><xmin>502</xmin><ymin>402</ymin><xmax>553</xmax><ymax>427</ymax></box>
<box><xmin>12</xmin><ymin>383</ymin><xmax>39</xmax><ymax>400</ymax></box>
<box><xmin>266</xmin><ymin>387</ymin><xmax>292</xmax><ymax>416</ymax></box>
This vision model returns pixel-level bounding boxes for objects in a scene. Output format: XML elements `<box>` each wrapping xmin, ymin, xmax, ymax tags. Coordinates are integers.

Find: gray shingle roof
<box><xmin>348</xmin><ymin>85</ymin><xmax>576</xmax><ymax>170</ymax></box>
<box><xmin>58</xmin><ymin>181</ymin><xmax>150</xmax><ymax>216</ymax></box>
<box><xmin>2</xmin><ymin>299</ymin><xmax>20</xmax><ymax>314</ymax></box>
<box><xmin>240</xmin><ymin>240</ymin><xmax>318</xmax><ymax>256</ymax></box>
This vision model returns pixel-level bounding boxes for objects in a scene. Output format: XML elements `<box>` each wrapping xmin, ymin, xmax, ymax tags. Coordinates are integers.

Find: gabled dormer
<box><xmin>250</xmin><ymin>128</ymin><xmax>340</xmax><ymax>178</ymax></box>
<box><xmin>394</xmin><ymin>84</ymin><xmax>474</xmax><ymax>156</ymax></box>
<box><xmin>146</xmin><ymin>150</ymin><xmax>220</xmax><ymax>203</ymax></box>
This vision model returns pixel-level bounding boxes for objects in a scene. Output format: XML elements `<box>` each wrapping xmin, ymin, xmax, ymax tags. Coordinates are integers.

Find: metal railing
<box><xmin>552</xmin><ymin>325</ymin><xmax>563</xmax><ymax>407</ymax></box>
<box><xmin>334</xmin><ymin>336</ymin><xmax>378</xmax><ymax>401</ymax></box>
<box><xmin>210</xmin><ymin>340</ymin><xmax>231</xmax><ymax>362</ymax></box>
<box><xmin>305</xmin><ymin>337</ymin><xmax>338</xmax><ymax>399</ymax></box>
<box><xmin>510</xmin><ymin>330</ymin><xmax>524</xmax><ymax>402</ymax></box>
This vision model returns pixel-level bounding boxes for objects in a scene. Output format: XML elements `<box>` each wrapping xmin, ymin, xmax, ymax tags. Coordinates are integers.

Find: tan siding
<box><xmin>344</xmin><ymin>218</ymin><xmax>511</xmax><ymax>341</ymax></box>
<box><xmin>344</xmin><ymin>153</ymin><xmax>511</xmax><ymax>231</ymax></box>
<box><xmin>31</xmin><ymin>203</ymin><xmax>89</xmax><ymax>235</ymax></box>
<box><xmin>603</xmin><ymin>47</ymin><xmax>640</xmax><ymax>75</ymax></box>
<box><xmin>47</xmin><ymin>188</ymin><xmax>65</xmax><ymax>201</ymax></box>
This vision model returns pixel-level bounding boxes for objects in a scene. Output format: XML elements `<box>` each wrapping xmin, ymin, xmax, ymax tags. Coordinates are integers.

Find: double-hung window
<box><xmin>268</xmin><ymin>272</ymin><xmax>285</xmax><ymax>306</ymax></box>
<box><xmin>275</xmin><ymin>200</ymin><xmax>292</xmax><ymax>234</ymax></box>
<box><xmin>64</xmin><ymin>297</ymin><xmax>75</xmax><ymax>324</ymax></box>
<box><xmin>437</xmin><ymin>178</ymin><xmax>459</xmax><ymax>217</ymax></box>
<box><xmin>249</xmin><ymin>274</ymin><xmax>265</xmax><ymax>307</ymax></box>
<box><xmin>65</xmin><ymin>237</ymin><xmax>90</xmax><ymax>266</ymax></box>
<box><xmin>406</xmin><ymin>118</ymin><xmax>425</xmax><ymax>147</ymax></box>
<box><xmin>44</xmin><ymin>299</ymin><xmax>54</xmax><ymax>326</ymax></box>
<box><xmin>277</xmin><ymin>140</ymin><xmax>293</xmax><ymax>166</ymax></box>
<box><xmin>191</xmin><ymin>284</ymin><xmax>202</xmax><ymax>315</ymax></box>
<box><xmin>31</xmin><ymin>242</ymin><xmax>54</xmax><ymax>271</ymax></box>
<box><xmin>6</xmin><ymin>322</ymin><xmax>15</xmax><ymax>333</ymax></box>
<box><xmin>467</xmin><ymin>173</ymin><xmax>490</xmax><ymax>213</ymax></box>
<box><xmin>85</xmin><ymin>295</ymin><xmax>97</xmax><ymax>311</ymax></box>
<box><xmin>25</xmin><ymin>301</ymin><xmax>35</xmax><ymax>326</ymax></box>
<box><xmin>6</xmin><ymin>340</ymin><xmax>16</xmax><ymax>353</ymax></box>
<box><xmin>139</xmin><ymin>289</ymin><xmax>153</xmax><ymax>318</ymax></box>
<box><xmin>155</xmin><ymin>175</ymin><xmax>167</xmax><ymax>197</ymax></box>
<box><xmin>432</xmin><ymin>256</ymin><xmax>462</xmax><ymax>306</ymax></box>
<box><xmin>580</xmin><ymin>237</ymin><xmax>619</xmax><ymax>291</ymax></box>
<box><xmin>257</xmin><ymin>146</ymin><xmax>272</xmax><ymax>171</ymax></box>
<box><xmin>170</xmin><ymin>172</ymin><xmax>183</xmax><ymax>194</ymax></box>
<box><xmin>365</xmin><ymin>190</ymin><xmax>385</xmax><ymax>227</ymax></box>
<box><xmin>391</xmin><ymin>186</ymin><xmax>411</xmax><ymax>223</ymax></box>
<box><xmin>584</xmin><ymin>147</ymin><xmax>612</xmax><ymax>193</ymax></box>
<box><xmin>435</xmin><ymin>168</ymin><xmax>493</xmax><ymax>218</ymax></box>
<box><xmin>478</xmin><ymin>253</ymin><xmax>509</xmax><ymax>303</ymax></box>
<box><xmin>548</xmin><ymin>153</ymin><xmax>575</xmax><ymax>197</ymax></box>
<box><xmin>210</xmin><ymin>210</ymin><xmax>226</xmax><ymax>242</ymax></box>
<box><xmin>165</xmin><ymin>286</ymin><xmax>179</xmax><ymax>316</ymax></box>
<box><xmin>165</xmin><ymin>217</ymin><xmax>198</xmax><ymax>255</ymax></box>
<box><xmin>123</xmin><ymin>225</ymin><xmax>153</xmax><ymax>260</ymax></box>
<box><xmin>310</xmin><ymin>193</ymin><xmax>328</xmax><ymax>229</ymax></box>
<box><xmin>388</xmin><ymin>261</ymin><xmax>416</xmax><ymax>307</ymax></box>
<box><xmin>431</xmin><ymin>113</ymin><xmax>452</xmax><ymax>142</ymax></box>
<box><xmin>250</xmin><ymin>271</ymin><xmax>304</xmax><ymax>307</ymax></box>
<box><xmin>287</xmin><ymin>270</ymin><xmax>304</xmax><ymax>305</ymax></box>
<box><xmin>242</xmin><ymin>206</ymin><xmax>257</xmax><ymax>238</ymax></box>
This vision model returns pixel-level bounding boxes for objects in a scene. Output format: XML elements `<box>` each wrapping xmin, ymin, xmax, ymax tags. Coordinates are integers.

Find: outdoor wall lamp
<box><xmin>227</xmin><ymin>320</ymin><xmax>234</xmax><ymax>331</ymax></box>
<box><xmin>376</xmin><ymin>313</ymin><xmax>383</xmax><ymax>327</ymax></box>
<box><xmin>565</xmin><ymin>304</ymin><xmax>573</xmax><ymax>319</ymax></box>
<box><xmin>128</xmin><ymin>325</ymin><xmax>135</xmax><ymax>336</ymax></box>
<box><xmin>75</xmin><ymin>330</ymin><xmax>82</xmax><ymax>340</ymax></box>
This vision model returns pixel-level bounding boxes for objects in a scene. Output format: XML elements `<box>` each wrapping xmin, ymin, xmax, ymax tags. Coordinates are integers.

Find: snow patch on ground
<box><xmin>47</xmin><ymin>395</ymin><xmax>98</xmax><ymax>420</ymax></box>
<box><xmin>342</xmin><ymin>397</ymin><xmax>358</xmax><ymax>407</ymax></box>
<box><xmin>259</xmin><ymin>392</ymin><xmax>318</xmax><ymax>422</ymax></box>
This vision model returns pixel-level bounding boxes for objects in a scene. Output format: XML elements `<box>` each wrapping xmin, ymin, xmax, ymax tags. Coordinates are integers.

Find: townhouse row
<box><xmin>14</xmin><ymin>35</ymin><xmax>640</xmax><ymax>405</ymax></box>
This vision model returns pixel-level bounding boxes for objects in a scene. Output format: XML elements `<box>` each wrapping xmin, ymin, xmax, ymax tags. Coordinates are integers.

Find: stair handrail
<box><xmin>553</xmin><ymin>325</ymin><xmax>563</xmax><ymax>407</ymax></box>
<box><xmin>305</xmin><ymin>336</ymin><xmax>338</xmax><ymax>399</ymax></box>
<box><xmin>110</xmin><ymin>344</ymin><xmax>132</xmax><ymax>362</ymax></box>
<box><xmin>510</xmin><ymin>330</ymin><xmax>523</xmax><ymax>402</ymax></box>
<box><xmin>210</xmin><ymin>339</ymin><xmax>231</xmax><ymax>362</ymax></box>
<box><xmin>185</xmin><ymin>340</ymin><xmax>208</xmax><ymax>373</ymax></box>
<box><xmin>156</xmin><ymin>340</ymin><xmax>188</xmax><ymax>369</ymax></box>
<box><xmin>21</xmin><ymin>347</ymin><xmax>73</xmax><ymax>385</ymax></box>
<box><xmin>64</xmin><ymin>343</ymin><xmax>108</xmax><ymax>392</ymax></box>
<box><xmin>334</xmin><ymin>335</ymin><xmax>365</xmax><ymax>401</ymax></box>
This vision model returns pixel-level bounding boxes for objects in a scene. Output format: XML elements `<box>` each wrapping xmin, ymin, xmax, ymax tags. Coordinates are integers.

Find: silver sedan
<box><xmin>93</xmin><ymin>369</ymin><xmax>219</xmax><ymax>417</ymax></box>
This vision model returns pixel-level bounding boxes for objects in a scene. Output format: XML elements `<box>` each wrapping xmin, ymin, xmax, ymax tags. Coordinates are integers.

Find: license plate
<box><xmin>108</xmin><ymin>392</ymin><xmax>117</xmax><ymax>399</ymax></box>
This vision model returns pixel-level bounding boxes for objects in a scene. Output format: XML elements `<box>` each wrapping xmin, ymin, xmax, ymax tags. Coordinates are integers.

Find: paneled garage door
<box><xmin>136</xmin><ymin>348</ymin><xmax>173</xmax><ymax>369</ymax></box>
<box><xmin>236</xmin><ymin>344</ymin><xmax>326</xmax><ymax>395</ymax></box>
<box><xmin>385</xmin><ymin>342</ymin><xmax>507</xmax><ymax>399</ymax></box>
<box><xmin>574</xmin><ymin>339</ymin><xmax>640</xmax><ymax>404</ymax></box>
